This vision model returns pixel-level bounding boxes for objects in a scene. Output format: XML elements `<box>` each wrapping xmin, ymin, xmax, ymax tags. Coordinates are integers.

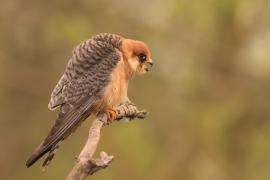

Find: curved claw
<box><xmin>105</xmin><ymin>108</ymin><xmax>116</xmax><ymax>122</ymax></box>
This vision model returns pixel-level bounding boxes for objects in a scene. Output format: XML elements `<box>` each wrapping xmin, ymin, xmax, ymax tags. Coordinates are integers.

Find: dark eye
<box><xmin>138</xmin><ymin>53</ymin><xmax>147</xmax><ymax>62</ymax></box>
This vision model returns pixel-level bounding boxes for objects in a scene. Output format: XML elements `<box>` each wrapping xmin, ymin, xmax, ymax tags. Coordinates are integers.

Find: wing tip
<box><xmin>26</xmin><ymin>154</ymin><xmax>37</xmax><ymax>168</ymax></box>
<box><xmin>25</xmin><ymin>147</ymin><xmax>51</xmax><ymax>168</ymax></box>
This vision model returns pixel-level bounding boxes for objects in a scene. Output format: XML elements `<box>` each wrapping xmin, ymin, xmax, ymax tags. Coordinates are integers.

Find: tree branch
<box><xmin>65</xmin><ymin>103</ymin><xmax>147</xmax><ymax>180</ymax></box>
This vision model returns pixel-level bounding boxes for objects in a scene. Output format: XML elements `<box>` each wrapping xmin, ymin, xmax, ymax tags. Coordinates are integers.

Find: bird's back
<box><xmin>48</xmin><ymin>33</ymin><xmax>123</xmax><ymax>110</ymax></box>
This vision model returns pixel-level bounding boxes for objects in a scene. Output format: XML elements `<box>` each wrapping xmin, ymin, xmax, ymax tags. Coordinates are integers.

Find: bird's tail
<box><xmin>26</xmin><ymin>141</ymin><xmax>60</xmax><ymax>168</ymax></box>
<box><xmin>26</xmin><ymin>97</ymin><xmax>96</xmax><ymax>168</ymax></box>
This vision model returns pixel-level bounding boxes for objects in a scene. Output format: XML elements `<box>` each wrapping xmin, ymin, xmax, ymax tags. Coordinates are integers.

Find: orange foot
<box><xmin>105</xmin><ymin>108</ymin><xmax>116</xmax><ymax>122</ymax></box>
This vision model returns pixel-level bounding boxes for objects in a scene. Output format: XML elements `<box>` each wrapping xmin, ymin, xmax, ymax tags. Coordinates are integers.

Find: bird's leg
<box><xmin>105</xmin><ymin>108</ymin><xmax>116</xmax><ymax>122</ymax></box>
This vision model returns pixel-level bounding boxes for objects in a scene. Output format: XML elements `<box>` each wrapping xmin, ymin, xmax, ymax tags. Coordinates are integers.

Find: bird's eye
<box><xmin>138</xmin><ymin>53</ymin><xmax>147</xmax><ymax>63</ymax></box>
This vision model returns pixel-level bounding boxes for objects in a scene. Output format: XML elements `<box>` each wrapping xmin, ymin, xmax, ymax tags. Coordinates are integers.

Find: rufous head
<box><xmin>121</xmin><ymin>38</ymin><xmax>153</xmax><ymax>75</ymax></box>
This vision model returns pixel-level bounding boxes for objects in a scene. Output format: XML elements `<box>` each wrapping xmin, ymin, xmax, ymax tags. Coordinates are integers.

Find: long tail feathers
<box><xmin>26</xmin><ymin>97</ymin><xmax>96</xmax><ymax>168</ymax></box>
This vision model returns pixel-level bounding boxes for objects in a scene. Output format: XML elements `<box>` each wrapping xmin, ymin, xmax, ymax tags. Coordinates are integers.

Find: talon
<box><xmin>105</xmin><ymin>108</ymin><xmax>116</xmax><ymax>122</ymax></box>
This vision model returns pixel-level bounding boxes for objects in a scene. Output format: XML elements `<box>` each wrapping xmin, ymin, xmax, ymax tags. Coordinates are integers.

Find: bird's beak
<box><xmin>145</xmin><ymin>59</ymin><xmax>153</xmax><ymax>72</ymax></box>
<box><xmin>147</xmin><ymin>59</ymin><xmax>154</xmax><ymax>67</ymax></box>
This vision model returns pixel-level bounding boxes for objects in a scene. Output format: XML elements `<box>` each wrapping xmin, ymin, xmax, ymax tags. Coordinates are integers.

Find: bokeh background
<box><xmin>1</xmin><ymin>0</ymin><xmax>270</xmax><ymax>179</ymax></box>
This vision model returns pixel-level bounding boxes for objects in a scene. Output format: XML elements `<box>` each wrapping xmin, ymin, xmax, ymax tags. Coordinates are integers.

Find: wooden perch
<box><xmin>65</xmin><ymin>103</ymin><xmax>147</xmax><ymax>180</ymax></box>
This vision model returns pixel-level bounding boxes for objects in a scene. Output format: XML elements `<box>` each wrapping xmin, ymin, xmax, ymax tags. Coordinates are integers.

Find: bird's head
<box><xmin>121</xmin><ymin>38</ymin><xmax>153</xmax><ymax>75</ymax></box>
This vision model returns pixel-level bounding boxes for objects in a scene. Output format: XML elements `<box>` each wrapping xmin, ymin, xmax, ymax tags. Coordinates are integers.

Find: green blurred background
<box><xmin>1</xmin><ymin>0</ymin><xmax>270</xmax><ymax>179</ymax></box>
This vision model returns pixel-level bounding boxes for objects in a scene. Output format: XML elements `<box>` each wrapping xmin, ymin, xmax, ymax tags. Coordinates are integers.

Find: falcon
<box><xmin>26</xmin><ymin>33</ymin><xmax>153</xmax><ymax>168</ymax></box>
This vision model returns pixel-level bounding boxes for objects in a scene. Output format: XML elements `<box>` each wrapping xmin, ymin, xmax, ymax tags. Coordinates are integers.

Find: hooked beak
<box><xmin>145</xmin><ymin>59</ymin><xmax>154</xmax><ymax>72</ymax></box>
<box><xmin>148</xmin><ymin>59</ymin><xmax>153</xmax><ymax>67</ymax></box>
